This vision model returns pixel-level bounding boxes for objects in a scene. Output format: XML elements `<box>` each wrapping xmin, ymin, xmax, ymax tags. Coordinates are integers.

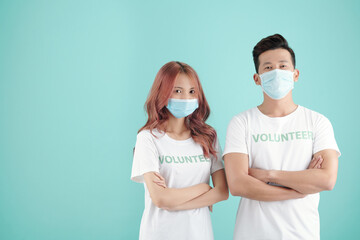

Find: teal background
<box><xmin>0</xmin><ymin>0</ymin><xmax>359</xmax><ymax>239</ymax></box>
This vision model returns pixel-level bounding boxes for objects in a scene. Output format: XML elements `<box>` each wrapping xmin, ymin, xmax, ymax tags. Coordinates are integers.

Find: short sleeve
<box><xmin>313</xmin><ymin>115</ymin><xmax>341</xmax><ymax>157</ymax></box>
<box><xmin>131</xmin><ymin>131</ymin><xmax>160</xmax><ymax>183</ymax></box>
<box><xmin>222</xmin><ymin>115</ymin><xmax>248</xmax><ymax>158</ymax></box>
<box><xmin>210</xmin><ymin>138</ymin><xmax>224</xmax><ymax>174</ymax></box>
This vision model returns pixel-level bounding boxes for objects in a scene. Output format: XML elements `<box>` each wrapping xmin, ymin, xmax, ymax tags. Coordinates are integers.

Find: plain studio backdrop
<box><xmin>0</xmin><ymin>0</ymin><xmax>359</xmax><ymax>239</ymax></box>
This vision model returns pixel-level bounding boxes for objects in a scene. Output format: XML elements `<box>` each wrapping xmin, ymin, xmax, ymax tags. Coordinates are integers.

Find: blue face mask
<box><xmin>260</xmin><ymin>69</ymin><xmax>294</xmax><ymax>100</ymax></box>
<box><xmin>166</xmin><ymin>98</ymin><xmax>199</xmax><ymax>119</ymax></box>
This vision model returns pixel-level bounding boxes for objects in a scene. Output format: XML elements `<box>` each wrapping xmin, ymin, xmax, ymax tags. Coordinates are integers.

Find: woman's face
<box><xmin>170</xmin><ymin>73</ymin><xmax>198</xmax><ymax>100</ymax></box>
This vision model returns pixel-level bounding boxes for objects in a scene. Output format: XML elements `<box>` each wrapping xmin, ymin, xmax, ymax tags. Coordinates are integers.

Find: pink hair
<box><xmin>139</xmin><ymin>61</ymin><xmax>217</xmax><ymax>158</ymax></box>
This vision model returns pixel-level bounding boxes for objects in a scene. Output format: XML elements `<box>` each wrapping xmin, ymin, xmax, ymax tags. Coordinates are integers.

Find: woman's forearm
<box><xmin>144</xmin><ymin>172</ymin><xmax>212</xmax><ymax>210</ymax></box>
<box><xmin>153</xmin><ymin>183</ymin><xmax>212</xmax><ymax>210</ymax></box>
<box><xmin>170</xmin><ymin>185</ymin><xmax>228</xmax><ymax>211</ymax></box>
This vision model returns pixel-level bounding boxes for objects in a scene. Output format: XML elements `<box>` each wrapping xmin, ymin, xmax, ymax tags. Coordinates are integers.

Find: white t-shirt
<box><xmin>223</xmin><ymin>105</ymin><xmax>340</xmax><ymax>240</ymax></box>
<box><xmin>131</xmin><ymin>129</ymin><xmax>224</xmax><ymax>240</ymax></box>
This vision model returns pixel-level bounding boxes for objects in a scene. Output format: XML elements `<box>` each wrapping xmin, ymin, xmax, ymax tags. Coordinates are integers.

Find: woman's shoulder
<box><xmin>137</xmin><ymin>128</ymin><xmax>164</xmax><ymax>140</ymax></box>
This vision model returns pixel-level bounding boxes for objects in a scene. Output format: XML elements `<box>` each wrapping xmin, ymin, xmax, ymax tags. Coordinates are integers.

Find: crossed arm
<box><xmin>143</xmin><ymin>169</ymin><xmax>228</xmax><ymax>211</ymax></box>
<box><xmin>248</xmin><ymin>149</ymin><xmax>339</xmax><ymax>194</ymax></box>
<box><xmin>224</xmin><ymin>149</ymin><xmax>338</xmax><ymax>201</ymax></box>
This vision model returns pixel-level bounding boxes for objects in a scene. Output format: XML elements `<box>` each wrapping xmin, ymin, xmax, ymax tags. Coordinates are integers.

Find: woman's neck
<box><xmin>166</xmin><ymin>115</ymin><xmax>191</xmax><ymax>140</ymax></box>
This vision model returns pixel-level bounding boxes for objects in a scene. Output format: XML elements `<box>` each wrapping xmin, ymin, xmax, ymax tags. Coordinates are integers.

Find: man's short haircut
<box><xmin>252</xmin><ymin>34</ymin><xmax>296</xmax><ymax>73</ymax></box>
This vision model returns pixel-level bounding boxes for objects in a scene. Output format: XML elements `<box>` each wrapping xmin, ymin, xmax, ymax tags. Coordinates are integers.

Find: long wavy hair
<box><xmin>139</xmin><ymin>61</ymin><xmax>217</xmax><ymax>158</ymax></box>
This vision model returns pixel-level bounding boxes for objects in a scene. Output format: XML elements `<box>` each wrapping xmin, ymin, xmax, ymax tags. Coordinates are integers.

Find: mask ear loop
<box><xmin>258</xmin><ymin>72</ymin><xmax>266</xmax><ymax>96</ymax></box>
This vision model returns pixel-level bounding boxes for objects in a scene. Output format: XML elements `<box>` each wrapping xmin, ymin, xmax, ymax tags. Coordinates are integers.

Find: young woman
<box><xmin>131</xmin><ymin>61</ymin><xmax>228</xmax><ymax>240</ymax></box>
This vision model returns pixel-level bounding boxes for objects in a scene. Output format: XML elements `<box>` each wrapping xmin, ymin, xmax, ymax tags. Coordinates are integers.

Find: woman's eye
<box><xmin>190</xmin><ymin>90</ymin><xmax>195</xmax><ymax>94</ymax></box>
<box><xmin>175</xmin><ymin>89</ymin><xmax>181</xmax><ymax>93</ymax></box>
<box><xmin>280</xmin><ymin>65</ymin><xmax>287</xmax><ymax>68</ymax></box>
<box><xmin>265</xmin><ymin>66</ymin><xmax>271</xmax><ymax>70</ymax></box>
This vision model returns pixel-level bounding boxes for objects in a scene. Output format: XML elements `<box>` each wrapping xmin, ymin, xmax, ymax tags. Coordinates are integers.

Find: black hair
<box><xmin>252</xmin><ymin>34</ymin><xmax>295</xmax><ymax>73</ymax></box>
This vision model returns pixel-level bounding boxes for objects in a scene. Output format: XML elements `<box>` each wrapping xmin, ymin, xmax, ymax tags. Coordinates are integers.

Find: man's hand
<box><xmin>308</xmin><ymin>155</ymin><xmax>323</xmax><ymax>169</ymax></box>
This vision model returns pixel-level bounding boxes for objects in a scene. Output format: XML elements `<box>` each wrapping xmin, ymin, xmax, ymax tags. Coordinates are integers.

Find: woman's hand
<box><xmin>153</xmin><ymin>172</ymin><xmax>167</xmax><ymax>188</ymax></box>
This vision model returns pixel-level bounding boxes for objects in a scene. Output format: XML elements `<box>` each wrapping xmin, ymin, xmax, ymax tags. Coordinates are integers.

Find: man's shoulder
<box><xmin>231</xmin><ymin>107</ymin><xmax>258</xmax><ymax>120</ymax></box>
<box><xmin>299</xmin><ymin>105</ymin><xmax>328</xmax><ymax>120</ymax></box>
<box><xmin>227</xmin><ymin>107</ymin><xmax>258</xmax><ymax>129</ymax></box>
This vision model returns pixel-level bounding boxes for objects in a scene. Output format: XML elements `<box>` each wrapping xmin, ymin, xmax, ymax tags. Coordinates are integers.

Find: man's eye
<box><xmin>265</xmin><ymin>66</ymin><xmax>271</xmax><ymax>70</ymax></box>
<box><xmin>280</xmin><ymin>65</ymin><xmax>287</xmax><ymax>68</ymax></box>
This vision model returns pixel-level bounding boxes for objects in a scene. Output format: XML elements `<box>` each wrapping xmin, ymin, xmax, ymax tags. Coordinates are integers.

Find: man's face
<box><xmin>257</xmin><ymin>48</ymin><xmax>294</xmax><ymax>75</ymax></box>
<box><xmin>253</xmin><ymin>48</ymin><xmax>299</xmax><ymax>87</ymax></box>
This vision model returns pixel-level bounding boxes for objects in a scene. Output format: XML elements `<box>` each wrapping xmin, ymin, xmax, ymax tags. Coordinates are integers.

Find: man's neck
<box><xmin>257</xmin><ymin>92</ymin><xmax>298</xmax><ymax>118</ymax></box>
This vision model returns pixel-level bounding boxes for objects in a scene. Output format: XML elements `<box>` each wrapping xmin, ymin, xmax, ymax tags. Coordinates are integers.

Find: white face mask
<box><xmin>259</xmin><ymin>69</ymin><xmax>294</xmax><ymax>100</ymax></box>
<box><xmin>166</xmin><ymin>98</ymin><xmax>199</xmax><ymax>118</ymax></box>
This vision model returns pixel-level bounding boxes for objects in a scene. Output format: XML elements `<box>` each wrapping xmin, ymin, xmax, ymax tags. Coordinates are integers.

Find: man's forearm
<box><xmin>249</xmin><ymin>150</ymin><xmax>338</xmax><ymax>194</ymax></box>
<box><xmin>267</xmin><ymin>169</ymin><xmax>336</xmax><ymax>194</ymax></box>
<box><xmin>230</xmin><ymin>174</ymin><xmax>306</xmax><ymax>201</ymax></box>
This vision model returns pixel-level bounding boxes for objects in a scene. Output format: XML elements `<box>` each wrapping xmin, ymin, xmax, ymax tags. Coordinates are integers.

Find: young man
<box><xmin>223</xmin><ymin>34</ymin><xmax>340</xmax><ymax>240</ymax></box>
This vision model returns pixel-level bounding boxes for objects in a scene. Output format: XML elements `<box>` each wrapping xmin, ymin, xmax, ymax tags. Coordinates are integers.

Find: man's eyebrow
<box><xmin>262</xmin><ymin>60</ymin><xmax>289</xmax><ymax>66</ymax></box>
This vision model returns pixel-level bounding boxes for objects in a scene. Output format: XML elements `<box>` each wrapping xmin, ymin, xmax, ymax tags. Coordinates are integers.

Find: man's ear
<box><xmin>253</xmin><ymin>73</ymin><xmax>261</xmax><ymax>85</ymax></box>
<box><xmin>294</xmin><ymin>69</ymin><xmax>300</xmax><ymax>82</ymax></box>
